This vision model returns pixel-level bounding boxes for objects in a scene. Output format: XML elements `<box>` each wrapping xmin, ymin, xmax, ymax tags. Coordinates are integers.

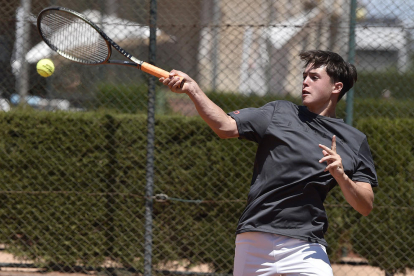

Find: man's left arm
<box><xmin>319</xmin><ymin>135</ymin><xmax>374</xmax><ymax>216</ymax></box>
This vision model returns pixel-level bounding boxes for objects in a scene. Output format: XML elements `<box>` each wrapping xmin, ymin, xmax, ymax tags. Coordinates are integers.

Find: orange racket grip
<box><xmin>140</xmin><ymin>62</ymin><xmax>185</xmax><ymax>88</ymax></box>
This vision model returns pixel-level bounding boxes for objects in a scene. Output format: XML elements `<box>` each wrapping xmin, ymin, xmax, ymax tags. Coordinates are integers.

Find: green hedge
<box><xmin>0</xmin><ymin>110</ymin><xmax>412</xmax><ymax>274</ymax></box>
<box><xmin>92</xmin><ymin>83</ymin><xmax>171</xmax><ymax>115</ymax></box>
<box><xmin>351</xmin><ymin>118</ymin><xmax>414</xmax><ymax>275</ymax></box>
<box><xmin>94</xmin><ymin>83</ymin><xmax>414</xmax><ymax>120</ymax></box>
<box><xmin>0</xmin><ymin>110</ymin><xmax>254</xmax><ymax>272</ymax></box>
<box><xmin>91</xmin><ymin>83</ymin><xmax>149</xmax><ymax>113</ymax></box>
<box><xmin>356</xmin><ymin>70</ymin><xmax>414</xmax><ymax>99</ymax></box>
<box><xmin>0</xmin><ymin>111</ymin><xmax>147</xmax><ymax>268</ymax></box>
<box><xmin>206</xmin><ymin>92</ymin><xmax>414</xmax><ymax>120</ymax></box>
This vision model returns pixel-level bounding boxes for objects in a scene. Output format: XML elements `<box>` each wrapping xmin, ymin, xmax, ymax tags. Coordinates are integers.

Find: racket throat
<box><xmin>110</xmin><ymin>40</ymin><xmax>144</xmax><ymax>69</ymax></box>
<box><xmin>130</xmin><ymin>57</ymin><xmax>144</xmax><ymax>70</ymax></box>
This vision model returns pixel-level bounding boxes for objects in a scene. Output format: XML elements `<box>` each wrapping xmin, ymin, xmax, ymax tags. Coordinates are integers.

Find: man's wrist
<box><xmin>185</xmin><ymin>85</ymin><xmax>202</xmax><ymax>98</ymax></box>
<box><xmin>334</xmin><ymin>171</ymin><xmax>350</xmax><ymax>186</ymax></box>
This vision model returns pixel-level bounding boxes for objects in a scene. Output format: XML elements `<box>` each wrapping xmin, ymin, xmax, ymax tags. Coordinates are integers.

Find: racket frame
<box><xmin>37</xmin><ymin>6</ymin><xmax>177</xmax><ymax>80</ymax></box>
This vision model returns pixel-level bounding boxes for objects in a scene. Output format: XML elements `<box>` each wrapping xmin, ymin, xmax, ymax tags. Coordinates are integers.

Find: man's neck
<box><xmin>307</xmin><ymin>101</ymin><xmax>337</xmax><ymax>118</ymax></box>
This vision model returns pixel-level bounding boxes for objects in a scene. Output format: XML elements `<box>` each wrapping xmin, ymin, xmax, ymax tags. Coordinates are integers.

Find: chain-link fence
<box><xmin>1</xmin><ymin>0</ymin><xmax>414</xmax><ymax>275</ymax></box>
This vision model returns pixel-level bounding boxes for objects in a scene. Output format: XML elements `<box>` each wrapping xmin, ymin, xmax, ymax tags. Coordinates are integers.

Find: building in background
<box><xmin>355</xmin><ymin>17</ymin><xmax>410</xmax><ymax>72</ymax></box>
<box><xmin>197</xmin><ymin>0</ymin><xmax>352</xmax><ymax>96</ymax></box>
<box><xmin>4</xmin><ymin>0</ymin><xmax>413</xmax><ymax>104</ymax></box>
<box><xmin>196</xmin><ymin>0</ymin><xmax>412</xmax><ymax>96</ymax></box>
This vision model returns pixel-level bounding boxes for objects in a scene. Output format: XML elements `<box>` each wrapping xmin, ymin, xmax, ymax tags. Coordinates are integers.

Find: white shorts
<box><xmin>233</xmin><ymin>232</ymin><xmax>334</xmax><ymax>276</ymax></box>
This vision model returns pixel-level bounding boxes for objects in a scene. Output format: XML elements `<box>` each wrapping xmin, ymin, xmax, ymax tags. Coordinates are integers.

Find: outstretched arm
<box><xmin>319</xmin><ymin>136</ymin><xmax>374</xmax><ymax>216</ymax></box>
<box><xmin>160</xmin><ymin>70</ymin><xmax>239</xmax><ymax>139</ymax></box>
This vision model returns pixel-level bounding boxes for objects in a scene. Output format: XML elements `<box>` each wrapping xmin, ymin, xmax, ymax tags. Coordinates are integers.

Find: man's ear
<box><xmin>332</xmin><ymin>82</ymin><xmax>343</xmax><ymax>95</ymax></box>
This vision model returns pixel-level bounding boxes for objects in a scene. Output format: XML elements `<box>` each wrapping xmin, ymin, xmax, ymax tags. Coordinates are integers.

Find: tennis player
<box><xmin>160</xmin><ymin>50</ymin><xmax>378</xmax><ymax>276</ymax></box>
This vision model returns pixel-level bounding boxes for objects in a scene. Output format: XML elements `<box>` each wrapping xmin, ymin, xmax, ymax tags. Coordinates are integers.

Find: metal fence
<box><xmin>1</xmin><ymin>0</ymin><xmax>414</xmax><ymax>275</ymax></box>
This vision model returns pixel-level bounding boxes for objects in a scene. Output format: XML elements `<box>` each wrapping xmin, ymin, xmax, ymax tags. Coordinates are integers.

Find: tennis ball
<box><xmin>36</xmin><ymin>59</ymin><xmax>55</xmax><ymax>77</ymax></box>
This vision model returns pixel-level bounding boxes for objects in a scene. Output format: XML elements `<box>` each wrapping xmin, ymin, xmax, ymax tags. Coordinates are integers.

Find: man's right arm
<box><xmin>160</xmin><ymin>70</ymin><xmax>239</xmax><ymax>139</ymax></box>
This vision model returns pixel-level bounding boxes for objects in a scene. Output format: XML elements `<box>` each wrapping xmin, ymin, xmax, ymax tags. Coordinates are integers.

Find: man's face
<box><xmin>301</xmin><ymin>64</ymin><xmax>335</xmax><ymax>111</ymax></box>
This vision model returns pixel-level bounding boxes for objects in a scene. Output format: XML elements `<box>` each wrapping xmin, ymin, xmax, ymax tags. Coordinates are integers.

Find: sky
<box><xmin>362</xmin><ymin>0</ymin><xmax>414</xmax><ymax>24</ymax></box>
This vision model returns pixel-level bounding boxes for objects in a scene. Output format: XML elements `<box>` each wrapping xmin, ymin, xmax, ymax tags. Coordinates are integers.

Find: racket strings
<box><xmin>39</xmin><ymin>11</ymin><xmax>109</xmax><ymax>64</ymax></box>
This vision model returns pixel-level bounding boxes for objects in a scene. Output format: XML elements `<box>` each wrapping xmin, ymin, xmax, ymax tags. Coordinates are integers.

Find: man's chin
<box><xmin>302</xmin><ymin>100</ymin><xmax>316</xmax><ymax>111</ymax></box>
<box><xmin>302</xmin><ymin>94</ymin><xmax>312</xmax><ymax>105</ymax></box>
<box><xmin>302</xmin><ymin>99</ymin><xmax>311</xmax><ymax>107</ymax></box>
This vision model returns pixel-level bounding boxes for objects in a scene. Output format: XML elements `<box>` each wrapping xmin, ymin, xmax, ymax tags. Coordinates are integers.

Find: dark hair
<box><xmin>299</xmin><ymin>50</ymin><xmax>357</xmax><ymax>101</ymax></box>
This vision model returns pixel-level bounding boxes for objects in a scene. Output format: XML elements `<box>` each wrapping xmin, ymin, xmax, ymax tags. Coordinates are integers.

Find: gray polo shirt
<box><xmin>229</xmin><ymin>100</ymin><xmax>378</xmax><ymax>246</ymax></box>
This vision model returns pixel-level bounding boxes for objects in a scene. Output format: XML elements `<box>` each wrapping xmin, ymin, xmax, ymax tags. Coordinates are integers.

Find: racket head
<box><xmin>37</xmin><ymin>6</ymin><xmax>112</xmax><ymax>65</ymax></box>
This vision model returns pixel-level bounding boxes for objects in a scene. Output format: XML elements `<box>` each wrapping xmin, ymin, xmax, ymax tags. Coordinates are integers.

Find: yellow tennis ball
<box><xmin>36</xmin><ymin>59</ymin><xmax>55</xmax><ymax>77</ymax></box>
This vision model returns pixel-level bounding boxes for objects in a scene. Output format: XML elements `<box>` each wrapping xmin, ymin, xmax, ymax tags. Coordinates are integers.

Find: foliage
<box><xmin>355</xmin><ymin>70</ymin><xmax>414</xmax><ymax>100</ymax></box>
<box><xmin>93</xmin><ymin>83</ymin><xmax>171</xmax><ymax>115</ymax></box>
<box><xmin>0</xmin><ymin>111</ymin><xmax>153</xmax><ymax>270</ymax></box>
<box><xmin>0</xmin><ymin>110</ymin><xmax>254</xmax><ymax>273</ymax></box>
<box><xmin>351</xmin><ymin>118</ymin><xmax>414</xmax><ymax>275</ymax></box>
<box><xmin>93</xmin><ymin>83</ymin><xmax>414</xmax><ymax>121</ymax></box>
<box><xmin>206</xmin><ymin>92</ymin><xmax>414</xmax><ymax>120</ymax></box>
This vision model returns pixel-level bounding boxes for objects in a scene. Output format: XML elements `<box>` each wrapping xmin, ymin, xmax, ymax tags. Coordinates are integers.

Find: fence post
<box><xmin>345</xmin><ymin>0</ymin><xmax>357</xmax><ymax>126</ymax></box>
<box><xmin>212</xmin><ymin>0</ymin><xmax>221</xmax><ymax>91</ymax></box>
<box><xmin>16</xmin><ymin>0</ymin><xmax>31</xmax><ymax>105</ymax></box>
<box><xmin>144</xmin><ymin>0</ymin><xmax>158</xmax><ymax>275</ymax></box>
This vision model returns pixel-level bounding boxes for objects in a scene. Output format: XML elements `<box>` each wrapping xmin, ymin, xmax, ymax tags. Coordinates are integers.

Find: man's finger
<box><xmin>324</xmin><ymin>164</ymin><xmax>334</xmax><ymax>172</ymax></box>
<box><xmin>319</xmin><ymin>155</ymin><xmax>336</xmax><ymax>164</ymax></box>
<box><xmin>319</xmin><ymin>144</ymin><xmax>334</xmax><ymax>154</ymax></box>
<box><xmin>332</xmin><ymin>135</ymin><xmax>337</xmax><ymax>152</ymax></box>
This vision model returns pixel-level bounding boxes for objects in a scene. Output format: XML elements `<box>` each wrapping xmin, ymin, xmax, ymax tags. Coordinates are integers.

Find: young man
<box><xmin>160</xmin><ymin>50</ymin><xmax>378</xmax><ymax>276</ymax></box>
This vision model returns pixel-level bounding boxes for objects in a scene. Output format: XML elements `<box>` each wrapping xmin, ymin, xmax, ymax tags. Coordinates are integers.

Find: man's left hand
<box><xmin>319</xmin><ymin>135</ymin><xmax>345</xmax><ymax>179</ymax></box>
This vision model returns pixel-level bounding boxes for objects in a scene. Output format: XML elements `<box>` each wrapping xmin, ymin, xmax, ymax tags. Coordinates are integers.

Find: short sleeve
<box><xmin>227</xmin><ymin>101</ymin><xmax>277</xmax><ymax>143</ymax></box>
<box><xmin>352</xmin><ymin>137</ymin><xmax>379</xmax><ymax>187</ymax></box>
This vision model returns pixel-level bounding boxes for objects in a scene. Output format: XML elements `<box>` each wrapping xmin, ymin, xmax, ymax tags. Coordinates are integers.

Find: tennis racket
<box><xmin>37</xmin><ymin>6</ymin><xmax>184</xmax><ymax>87</ymax></box>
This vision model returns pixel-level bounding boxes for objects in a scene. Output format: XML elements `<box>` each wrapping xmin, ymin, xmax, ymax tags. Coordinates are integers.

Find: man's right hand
<box><xmin>159</xmin><ymin>70</ymin><xmax>196</xmax><ymax>94</ymax></box>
